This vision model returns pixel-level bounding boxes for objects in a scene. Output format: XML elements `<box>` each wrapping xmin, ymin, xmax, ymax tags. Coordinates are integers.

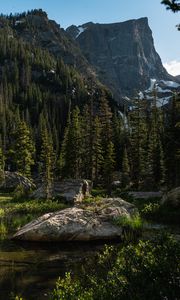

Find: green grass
<box><xmin>0</xmin><ymin>192</ymin><xmax>69</xmax><ymax>235</ymax></box>
<box><xmin>0</xmin><ymin>193</ymin><xmax>67</xmax><ymax>215</ymax></box>
<box><xmin>113</xmin><ymin>214</ymin><xmax>143</xmax><ymax>230</ymax></box>
<box><xmin>91</xmin><ymin>188</ymin><xmax>107</xmax><ymax>197</ymax></box>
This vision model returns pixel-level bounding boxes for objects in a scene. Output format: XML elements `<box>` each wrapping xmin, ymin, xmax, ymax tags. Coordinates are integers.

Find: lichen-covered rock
<box><xmin>0</xmin><ymin>171</ymin><xmax>35</xmax><ymax>191</ymax></box>
<box><xmin>13</xmin><ymin>198</ymin><xmax>137</xmax><ymax>242</ymax></box>
<box><xmin>93</xmin><ymin>198</ymin><xmax>138</xmax><ymax>218</ymax></box>
<box><xmin>161</xmin><ymin>187</ymin><xmax>180</xmax><ymax>208</ymax></box>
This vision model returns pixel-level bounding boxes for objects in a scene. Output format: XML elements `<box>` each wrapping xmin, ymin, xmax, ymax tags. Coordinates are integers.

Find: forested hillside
<box><xmin>0</xmin><ymin>9</ymin><xmax>179</xmax><ymax>195</ymax></box>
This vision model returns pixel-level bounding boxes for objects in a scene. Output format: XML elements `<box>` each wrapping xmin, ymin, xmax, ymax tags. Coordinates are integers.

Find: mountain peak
<box><xmin>67</xmin><ymin>17</ymin><xmax>173</xmax><ymax>103</ymax></box>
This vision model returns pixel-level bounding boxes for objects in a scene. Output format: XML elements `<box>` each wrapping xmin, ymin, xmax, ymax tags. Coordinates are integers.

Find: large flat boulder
<box><xmin>31</xmin><ymin>179</ymin><xmax>91</xmax><ymax>203</ymax></box>
<box><xmin>13</xmin><ymin>198</ymin><xmax>137</xmax><ymax>242</ymax></box>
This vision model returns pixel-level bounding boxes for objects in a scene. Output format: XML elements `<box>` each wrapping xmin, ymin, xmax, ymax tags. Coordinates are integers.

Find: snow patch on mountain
<box><xmin>156</xmin><ymin>96</ymin><xmax>172</xmax><ymax>108</ymax></box>
<box><xmin>145</xmin><ymin>78</ymin><xmax>156</xmax><ymax>92</ymax></box>
<box><xmin>160</xmin><ymin>80</ymin><xmax>180</xmax><ymax>88</ymax></box>
<box><xmin>156</xmin><ymin>86</ymin><xmax>172</xmax><ymax>93</ymax></box>
<box><xmin>139</xmin><ymin>78</ymin><xmax>180</xmax><ymax>107</ymax></box>
<box><xmin>76</xmin><ymin>26</ymin><xmax>86</xmax><ymax>38</ymax></box>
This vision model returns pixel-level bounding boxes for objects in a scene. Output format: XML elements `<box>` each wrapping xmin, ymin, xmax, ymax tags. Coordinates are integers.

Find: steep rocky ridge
<box><xmin>8</xmin><ymin>11</ymin><xmax>97</xmax><ymax>82</ymax></box>
<box><xmin>2</xmin><ymin>10</ymin><xmax>177</xmax><ymax>105</ymax></box>
<box><xmin>67</xmin><ymin>18</ymin><xmax>174</xmax><ymax>103</ymax></box>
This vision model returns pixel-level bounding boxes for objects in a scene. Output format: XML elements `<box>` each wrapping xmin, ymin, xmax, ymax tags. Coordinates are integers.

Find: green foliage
<box><xmin>142</xmin><ymin>202</ymin><xmax>160</xmax><ymax>216</ymax></box>
<box><xmin>82</xmin><ymin>195</ymin><xmax>102</xmax><ymax>206</ymax></box>
<box><xmin>13</xmin><ymin>184</ymin><xmax>28</xmax><ymax>201</ymax></box>
<box><xmin>102</xmin><ymin>141</ymin><xmax>115</xmax><ymax>191</ymax></box>
<box><xmin>0</xmin><ymin>193</ymin><xmax>68</xmax><ymax>235</ymax></box>
<box><xmin>92</xmin><ymin>116</ymin><xmax>103</xmax><ymax>183</ymax></box>
<box><xmin>121</xmin><ymin>147</ymin><xmax>131</xmax><ymax>188</ymax></box>
<box><xmin>165</xmin><ymin>93</ymin><xmax>180</xmax><ymax>186</ymax></box>
<box><xmin>10</xmin><ymin>121</ymin><xmax>35</xmax><ymax>178</ymax></box>
<box><xmin>91</xmin><ymin>188</ymin><xmax>107</xmax><ymax>197</ymax></box>
<box><xmin>51</xmin><ymin>234</ymin><xmax>180</xmax><ymax>300</ymax></box>
<box><xmin>0</xmin><ymin>194</ymin><xmax>67</xmax><ymax>217</ymax></box>
<box><xmin>11</xmin><ymin>214</ymin><xmax>35</xmax><ymax>230</ymax></box>
<box><xmin>113</xmin><ymin>214</ymin><xmax>143</xmax><ymax>230</ymax></box>
<box><xmin>112</xmin><ymin>214</ymin><xmax>143</xmax><ymax>241</ymax></box>
<box><xmin>11</xmin><ymin>295</ymin><xmax>25</xmax><ymax>300</ymax></box>
<box><xmin>40</xmin><ymin>124</ymin><xmax>55</xmax><ymax>199</ymax></box>
<box><xmin>0</xmin><ymin>208</ymin><xmax>5</xmax><ymax>217</ymax></box>
<box><xmin>50</xmin><ymin>273</ymin><xmax>93</xmax><ymax>300</ymax></box>
<box><xmin>0</xmin><ymin>221</ymin><xmax>8</xmax><ymax>239</ymax></box>
<box><xmin>142</xmin><ymin>202</ymin><xmax>180</xmax><ymax>225</ymax></box>
<box><xmin>0</xmin><ymin>139</ymin><xmax>5</xmax><ymax>173</ymax></box>
<box><xmin>60</xmin><ymin>106</ymin><xmax>82</xmax><ymax>179</ymax></box>
<box><xmin>5</xmin><ymin>199</ymin><xmax>67</xmax><ymax>215</ymax></box>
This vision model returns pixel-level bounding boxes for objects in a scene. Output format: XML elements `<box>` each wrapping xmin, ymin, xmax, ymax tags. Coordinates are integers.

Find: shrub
<box><xmin>0</xmin><ymin>208</ymin><xmax>5</xmax><ymax>217</ymax></box>
<box><xmin>51</xmin><ymin>234</ymin><xmax>180</xmax><ymax>300</ymax></box>
<box><xmin>0</xmin><ymin>221</ymin><xmax>7</xmax><ymax>239</ymax></box>
<box><xmin>13</xmin><ymin>184</ymin><xmax>27</xmax><ymax>201</ymax></box>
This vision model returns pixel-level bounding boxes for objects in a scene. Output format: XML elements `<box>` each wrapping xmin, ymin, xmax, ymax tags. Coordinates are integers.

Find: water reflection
<box><xmin>0</xmin><ymin>239</ymin><xmax>108</xmax><ymax>300</ymax></box>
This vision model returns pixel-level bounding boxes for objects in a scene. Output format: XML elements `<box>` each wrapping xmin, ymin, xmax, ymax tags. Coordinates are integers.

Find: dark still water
<box><xmin>0</xmin><ymin>239</ymin><xmax>107</xmax><ymax>300</ymax></box>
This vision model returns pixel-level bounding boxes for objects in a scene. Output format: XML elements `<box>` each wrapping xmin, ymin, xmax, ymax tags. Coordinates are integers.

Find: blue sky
<box><xmin>1</xmin><ymin>0</ymin><xmax>180</xmax><ymax>75</ymax></box>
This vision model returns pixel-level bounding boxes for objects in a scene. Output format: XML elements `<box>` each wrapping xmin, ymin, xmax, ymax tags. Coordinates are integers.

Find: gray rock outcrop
<box><xmin>161</xmin><ymin>187</ymin><xmax>180</xmax><ymax>208</ymax></box>
<box><xmin>67</xmin><ymin>18</ymin><xmax>173</xmax><ymax>103</ymax></box>
<box><xmin>13</xmin><ymin>198</ymin><xmax>137</xmax><ymax>242</ymax></box>
<box><xmin>0</xmin><ymin>171</ymin><xmax>35</xmax><ymax>191</ymax></box>
<box><xmin>31</xmin><ymin>179</ymin><xmax>92</xmax><ymax>203</ymax></box>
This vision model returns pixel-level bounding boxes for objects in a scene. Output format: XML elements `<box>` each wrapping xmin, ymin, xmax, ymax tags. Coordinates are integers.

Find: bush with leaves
<box><xmin>51</xmin><ymin>234</ymin><xmax>180</xmax><ymax>300</ymax></box>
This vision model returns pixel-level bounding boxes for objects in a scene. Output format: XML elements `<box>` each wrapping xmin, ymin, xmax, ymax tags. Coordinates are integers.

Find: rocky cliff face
<box><xmin>9</xmin><ymin>11</ymin><xmax>176</xmax><ymax>105</ymax></box>
<box><xmin>67</xmin><ymin>18</ymin><xmax>173</xmax><ymax>103</ymax></box>
<box><xmin>12</xmin><ymin>11</ymin><xmax>96</xmax><ymax>79</ymax></box>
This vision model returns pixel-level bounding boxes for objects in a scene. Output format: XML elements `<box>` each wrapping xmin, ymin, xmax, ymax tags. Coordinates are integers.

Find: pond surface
<box><xmin>1</xmin><ymin>224</ymin><xmax>179</xmax><ymax>300</ymax></box>
<box><xmin>0</xmin><ymin>238</ymin><xmax>108</xmax><ymax>300</ymax></box>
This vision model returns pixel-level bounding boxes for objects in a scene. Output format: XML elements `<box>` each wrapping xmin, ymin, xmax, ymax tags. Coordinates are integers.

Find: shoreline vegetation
<box><xmin>0</xmin><ymin>186</ymin><xmax>179</xmax><ymax>300</ymax></box>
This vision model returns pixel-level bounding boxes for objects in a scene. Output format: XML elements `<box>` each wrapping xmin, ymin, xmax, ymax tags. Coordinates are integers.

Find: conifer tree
<box><xmin>40</xmin><ymin>126</ymin><xmax>55</xmax><ymax>199</ymax></box>
<box><xmin>0</xmin><ymin>135</ymin><xmax>5</xmax><ymax>181</ymax></box>
<box><xmin>129</xmin><ymin>97</ymin><xmax>148</xmax><ymax>189</ymax></box>
<box><xmin>146</xmin><ymin>95</ymin><xmax>166</xmax><ymax>189</ymax></box>
<box><xmin>92</xmin><ymin>116</ymin><xmax>103</xmax><ymax>184</ymax></box>
<box><xmin>121</xmin><ymin>146</ymin><xmax>131</xmax><ymax>188</ymax></box>
<box><xmin>98</xmin><ymin>94</ymin><xmax>116</xmax><ymax>188</ymax></box>
<box><xmin>165</xmin><ymin>93</ymin><xmax>180</xmax><ymax>186</ymax></box>
<box><xmin>102</xmin><ymin>141</ymin><xmax>115</xmax><ymax>193</ymax></box>
<box><xmin>59</xmin><ymin>107</ymin><xmax>82</xmax><ymax>179</ymax></box>
<box><xmin>10</xmin><ymin>120</ymin><xmax>35</xmax><ymax>178</ymax></box>
<box><xmin>112</xmin><ymin>113</ymin><xmax>124</xmax><ymax>171</ymax></box>
<box><xmin>81</xmin><ymin>104</ymin><xmax>93</xmax><ymax>179</ymax></box>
